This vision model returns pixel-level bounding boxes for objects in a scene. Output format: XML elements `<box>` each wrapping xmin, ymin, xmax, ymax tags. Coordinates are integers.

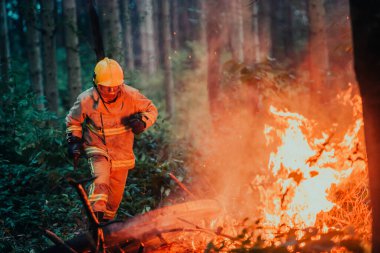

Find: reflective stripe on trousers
<box><xmin>88</xmin><ymin>155</ymin><xmax>129</xmax><ymax>220</ymax></box>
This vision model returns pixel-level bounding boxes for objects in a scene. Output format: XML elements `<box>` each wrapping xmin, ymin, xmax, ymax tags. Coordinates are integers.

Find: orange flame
<box><xmin>262</xmin><ymin>97</ymin><xmax>363</xmax><ymax>229</ymax></box>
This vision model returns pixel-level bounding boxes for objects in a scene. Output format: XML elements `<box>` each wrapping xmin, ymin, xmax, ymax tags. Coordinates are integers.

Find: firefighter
<box><xmin>65</xmin><ymin>57</ymin><xmax>158</xmax><ymax>223</ymax></box>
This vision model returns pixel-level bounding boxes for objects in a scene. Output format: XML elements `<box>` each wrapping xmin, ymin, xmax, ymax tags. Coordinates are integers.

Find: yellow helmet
<box><xmin>93</xmin><ymin>57</ymin><xmax>124</xmax><ymax>87</ymax></box>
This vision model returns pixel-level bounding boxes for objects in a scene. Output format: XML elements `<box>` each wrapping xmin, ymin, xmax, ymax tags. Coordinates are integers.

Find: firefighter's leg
<box><xmin>104</xmin><ymin>169</ymin><xmax>129</xmax><ymax>220</ymax></box>
<box><xmin>88</xmin><ymin>155</ymin><xmax>111</xmax><ymax>216</ymax></box>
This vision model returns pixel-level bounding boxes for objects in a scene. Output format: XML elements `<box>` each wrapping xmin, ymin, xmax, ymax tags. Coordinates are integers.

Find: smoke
<box><xmin>173</xmin><ymin>49</ymin><xmax>269</xmax><ymax>220</ymax></box>
<box><xmin>170</xmin><ymin>2</ymin><xmax>361</xmax><ymax>226</ymax></box>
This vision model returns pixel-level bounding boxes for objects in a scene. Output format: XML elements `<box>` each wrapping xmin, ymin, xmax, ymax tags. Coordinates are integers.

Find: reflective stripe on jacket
<box><xmin>65</xmin><ymin>84</ymin><xmax>158</xmax><ymax>169</ymax></box>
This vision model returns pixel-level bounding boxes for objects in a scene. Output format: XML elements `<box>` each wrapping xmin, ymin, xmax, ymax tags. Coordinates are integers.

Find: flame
<box><xmin>148</xmin><ymin>89</ymin><xmax>368</xmax><ymax>251</ymax></box>
<box><xmin>262</xmin><ymin>101</ymin><xmax>363</xmax><ymax>229</ymax></box>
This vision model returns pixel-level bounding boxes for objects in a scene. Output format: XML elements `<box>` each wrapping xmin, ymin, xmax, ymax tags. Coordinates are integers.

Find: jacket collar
<box><xmin>92</xmin><ymin>86</ymin><xmax>100</xmax><ymax>102</ymax></box>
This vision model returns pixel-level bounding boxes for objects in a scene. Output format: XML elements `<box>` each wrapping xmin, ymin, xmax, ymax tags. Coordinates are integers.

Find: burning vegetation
<box><xmin>171</xmin><ymin>58</ymin><xmax>370</xmax><ymax>252</ymax></box>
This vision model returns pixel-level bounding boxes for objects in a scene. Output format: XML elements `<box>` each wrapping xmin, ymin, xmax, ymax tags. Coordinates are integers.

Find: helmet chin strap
<box><xmin>93</xmin><ymin>81</ymin><xmax>111</xmax><ymax>113</ymax></box>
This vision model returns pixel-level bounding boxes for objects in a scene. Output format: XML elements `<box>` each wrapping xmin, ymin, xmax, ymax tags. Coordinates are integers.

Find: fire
<box><xmin>147</xmin><ymin>89</ymin><xmax>368</xmax><ymax>252</ymax></box>
<box><xmin>261</xmin><ymin>94</ymin><xmax>364</xmax><ymax>230</ymax></box>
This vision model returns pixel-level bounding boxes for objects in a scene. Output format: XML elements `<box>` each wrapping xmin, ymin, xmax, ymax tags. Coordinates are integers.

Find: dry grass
<box><xmin>321</xmin><ymin>167</ymin><xmax>372</xmax><ymax>242</ymax></box>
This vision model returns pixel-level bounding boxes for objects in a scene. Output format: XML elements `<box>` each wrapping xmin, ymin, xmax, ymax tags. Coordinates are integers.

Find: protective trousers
<box><xmin>88</xmin><ymin>155</ymin><xmax>129</xmax><ymax>220</ymax></box>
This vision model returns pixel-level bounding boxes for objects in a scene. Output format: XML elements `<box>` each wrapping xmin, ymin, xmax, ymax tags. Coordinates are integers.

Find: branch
<box><xmin>44</xmin><ymin>229</ymin><xmax>78</xmax><ymax>253</ymax></box>
<box><xmin>168</xmin><ymin>173</ymin><xmax>197</xmax><ymax>200</ymax></box>
<box><xmin>177</xmin><ymin>217</ymin><xmax>235</xmax><ymax>240</ymax></box>
<box><xmin>67</xmin><ymin>177</ymin><xmax>105</xmax><ymax>252</ymax></box>
<box><xmin>67</xmin><ymin>177</ymin><xmax>98</xmax><ymax>227</ymax></box>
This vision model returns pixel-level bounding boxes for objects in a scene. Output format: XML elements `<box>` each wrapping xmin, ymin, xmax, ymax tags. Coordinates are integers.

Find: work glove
<box><xmin>67</xmin><ymin>135</ymin><xmax>83</xmax><ymax>167</ymax></box>
<box><xmin>127</xmin><ymin>113</ymin><xmax>146</xmax><ymax>135</ymax></box>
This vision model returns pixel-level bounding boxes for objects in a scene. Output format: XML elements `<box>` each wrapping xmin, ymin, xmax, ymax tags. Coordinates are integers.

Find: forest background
<box><xmin>0</xmin><ymin>0</ymin><xmax>364</xmax><ymax>252</ymax></box>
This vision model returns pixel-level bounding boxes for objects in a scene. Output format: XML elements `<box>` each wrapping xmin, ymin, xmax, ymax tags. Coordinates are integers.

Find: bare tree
<box><xmin>120</xmin><ymin>0</ymin><xmax>135</xmax><ymax>71</ymax></box>
<box><xmin>41</xmin><ymin>0</ymin><xmax>58</xmax><ymax>113</ymax></box>
<box><xmin>177</xmin><ymin>1</ymin><xmax>191</xmax><ymax>46</ymax></box>
<box><xmin>170</xmin><ymin>0</ymin><xmax>179</xmax><ymax>51</ymax></box>
<box><xmin>308</xmin><ymin>0</ymin><xmax>329</xmax><ymax>95</ymax></box>
<box><xmin>206</xmin><ymin>0</ymin><xmax>227</xmax><ymax>118</ymax></box>
<box><xmin>25</xmin><ymin>0</ymin><xmax>43</xmax><ymax>106</ymax></box>
<box><xmin>199</xmin><ymin>0</ymin><xmax>207</xmax><ymax>48</ymax></box>
<box><xmin>15</xmin><ymin>0</ymin><xmax>27</xmax><ymax>60</ymax></box>
<box><xmin>242</xmin><ymin>0</ymin><xmax>253</xmax><ymax>65</ymax></box>
<box><xmin>271</xmin><ymin>0</ymin><xmax>294</xmax><ymax>62</ymax></box>
<box><xmin>243</xmin><ymin>0</ymin><xmax>267</xmax><ymax>64</ymax></box>
<box><xmin>138</xmin><ymin>0</ymin><xmax>157</xmax><ymax>74</ymax></box>
<box><xmin>259</xmin><ymin>0</ymin><xmax>272</xmax><ymax>61</ymax></box>
<box><xmin>63</xmin><ymin>0</ymin><xmax>82</xmax><ymax>106</ymax></box>
<box><xmin>252</xmin><ymin>0</ymin><xmax>261</xmax><ymax>63</ymax></box>
<box><xmin>162</xmin><ymin>0</ymin><xmax>174</xmax><ymax>118</ymax></box>
<box><xmin>0</xmin><ymin>0</ymin><xmax>11</xmax><ymax>89</ymax></box>
<box><xmin>349</xmin><ymin>1</ymin><xmax>380</xmax><ymax>252</ymax></box>
<box><xmin>98</xmin><ymin>0</ymin><xmax>124</xmax><ymax>65</ymax></box>
<box><xmin>229</xmin><ymin>0</ymin><xmax>244</xmax><ymax>62</ymax></box>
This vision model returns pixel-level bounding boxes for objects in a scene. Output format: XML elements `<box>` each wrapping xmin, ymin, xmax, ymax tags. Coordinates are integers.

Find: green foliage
<box><xmin>0</xmin><ymin>88</ymin><xmax>86</xmax><ymax>252</ymax></box>
<box><xmin>0</xmin><ymin>91</ymin><xmax>67</xmax><ymax>167</ymax></box>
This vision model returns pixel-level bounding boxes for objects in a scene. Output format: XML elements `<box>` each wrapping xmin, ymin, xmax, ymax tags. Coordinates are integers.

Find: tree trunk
<box><xmin>170</xmin><ymin>0</ymin><xmax>179</xmax><ymax>51</ymax></box>
<box><xmin>137</xmin><ymin>0</ymin><xmax>148</xmax><ymax>72</ymax></box>
<box><xmin>63</xmin><ymin>0</ymin><xmax>82</xmax><ymax>106</ymax></box>
<box><xmin>16</xmin><ymin>0</ymin><xmax>28</xmax><ymax>60</ymax></box>
<box><xmin>87</xmin><ymin>0</ymin><xmax>105</xmax><ymax>62</ymax></box>
<box><xmin>120</xmin><ymin>0</ymin><xmax>135</xmax><ymax>70</ymax></box>
<box><xmin>178</xmin><ymin>1</ymin><xmax>190</xmax><ymax>47</ymax></box>
<box><xmin>25</xmin><ymin>0</ymin><xmax>44</xmax><ymax>107</ymax></box>
<box><xmin>242</xmin><ymin>0</ymin><xmax>253</xmax><ymax>65</ymax></box>
<box><xmin>284</xmin><ymin>0</ymin><xmax>294</xmax><ymax>60</ymax></box>
<box><xmin>325</xmin><ymin>0</ymin><xmax>353</xmax><ymax>91</ymax></box>
<box><xmin>229</xmin><ymin>0</ymin><xmax>244</xmax><ymax>62</ymax></box>
<box><xmin>129</xmin><ymin>0</ymin><xmax>140</xmax><ymax>68</ymax></box>
<box><xmin>41</xmin><ymin>0</ymin><xmax>58</xmax><ymax>113</ymax></box>
<box><xmin>153</xmin><ymin>0</ymin><xmax>164</xmax><ymax>68</ymax></box>
<box><xmin>199</xmin><ymin>0</ymin><xmax>207</xmax><ymax>48</ymax></box>
<box><xmin>270</xmin><ymin>0</ymin><xmax>294</xmax><ymax>62</ymax></box>
<box><xmin>162</xmin><ymin>0</ymin><xmax>175</xmax><ymax>118</ymax></box>
<box><xmin>308</xmin><ymin>0</ymin><xmax>329</xmax><ymax>96</ymax></box>
<box><xmin>206</xmin><ymin>0</ymin><xmax>226</xmax><ymax>118</ymax></box>
<box><xmin>252</xmin><ymin>0</ymin><xmax>261</xmax><ymax>63</ymax></box>
<box><xmin>189</xmin><ymin>0</ymin><xmax>201</xmax><ymax>42</ymax></box>
<box><xmin>98</xmin><ymin>0</ymin><xmax>124</xmax><ymax>66</ymax></box>
<box><xmin>259</xmin><ymin>0</ymin><xmax>272</xmax><ymax>60</ymax></box>
<box><xmin>0</xmin><ymin>0</ymin><xmax>11</xmax><ymax>89</ymax></box>
<box><xmin>349</xmin><ymin>1</ymin><xmax>380</xmax><ymax>252</ymax></box>
<box><xmin>138</xmin><ymin>0</ymin><xmax>157</xmax><ymax>74</ymax></box>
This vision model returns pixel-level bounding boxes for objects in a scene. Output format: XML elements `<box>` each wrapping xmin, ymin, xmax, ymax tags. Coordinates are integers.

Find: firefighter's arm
<box><xmin>65</xmin><ymin>95</ymin><xmax>86</xmax><ymax>162</ymax></box>
<box><xmin>133</xmin><ymin>91</ymin><xmax>158</xmax><ymax>130</ymax></box>
<box><xmin>65</xmin><ymin>95</ymin><xmax>86</xmax><ymax>139</ymax></box>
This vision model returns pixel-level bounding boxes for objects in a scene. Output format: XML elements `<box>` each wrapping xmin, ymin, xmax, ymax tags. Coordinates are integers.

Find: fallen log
<box><xmin>42</xmin><ymin>199</ymin><xmax>222</xmax><ymax>252</ymax></box>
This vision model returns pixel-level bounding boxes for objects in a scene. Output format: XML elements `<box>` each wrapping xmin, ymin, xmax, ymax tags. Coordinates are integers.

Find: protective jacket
<box><xmin>66</xmin><ymin>84</ymin><xmax>158</xmax><ymax>170</ymax></box>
